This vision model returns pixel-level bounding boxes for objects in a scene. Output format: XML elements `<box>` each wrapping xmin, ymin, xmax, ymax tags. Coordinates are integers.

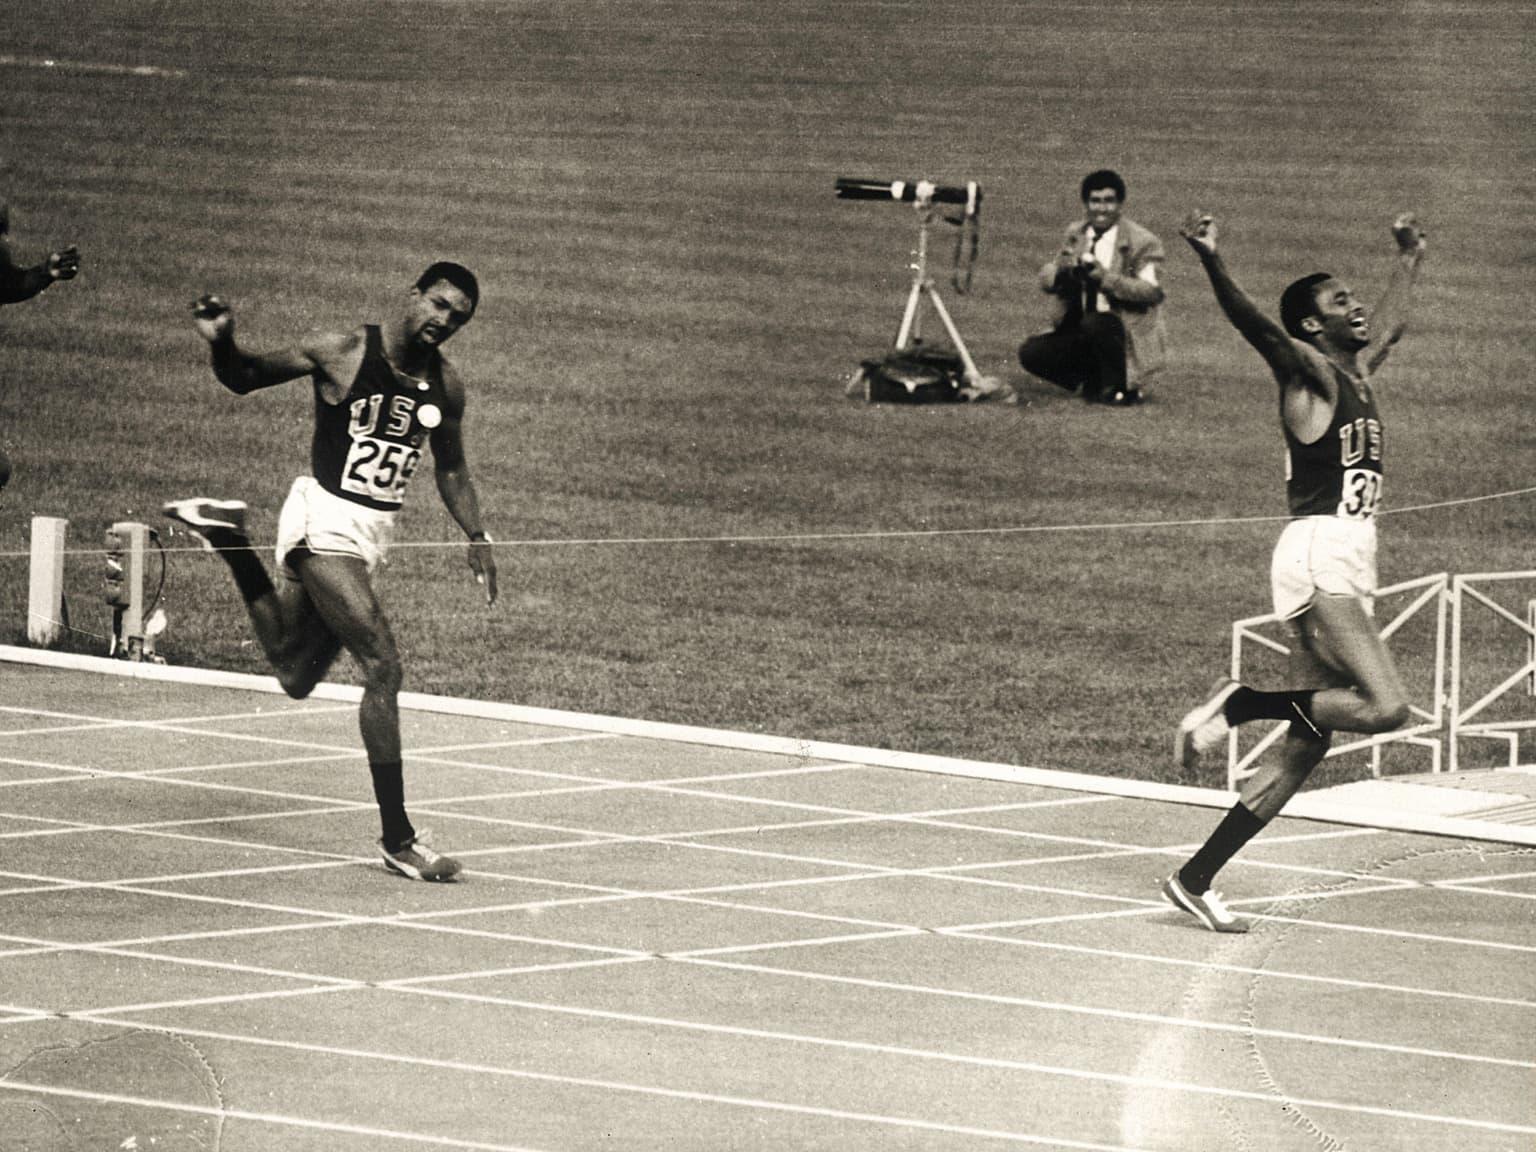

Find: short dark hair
<box><xmin>1080</xmin><ymin>169</ymin><xmax>1126</xmax><ymax>203</ymax></box>
<box><xmin>1279</xmin><ymin>272</ymin><xmax>1333</xmax><ymax>341</ymax></box>
<box><xmin>415</xmin><ymin>261</ymin><xmax>479</xmax><ymax>313</ymax></box>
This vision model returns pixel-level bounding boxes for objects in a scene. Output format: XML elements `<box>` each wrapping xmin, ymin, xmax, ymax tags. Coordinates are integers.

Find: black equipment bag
<box><xmin>855</xmin><ymin>347</ymin><xmax>966</xmax><ymax>404</ymax></box>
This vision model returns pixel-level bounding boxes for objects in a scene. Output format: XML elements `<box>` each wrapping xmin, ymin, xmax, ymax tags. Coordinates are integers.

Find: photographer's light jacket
<box><xmin>1036</xmin><ymin>216</ymin><xmax>1168</xmax><ymax>386</ymax></box>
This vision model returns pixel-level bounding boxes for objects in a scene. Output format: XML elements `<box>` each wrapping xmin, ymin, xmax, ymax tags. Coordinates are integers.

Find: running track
<box><xmin>0</xmin><ymin>658</ymin><xmax>1532</xmax><ymax>1151</ymax></box>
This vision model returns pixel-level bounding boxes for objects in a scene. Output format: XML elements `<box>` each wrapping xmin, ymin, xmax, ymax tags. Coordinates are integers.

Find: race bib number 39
<box><xmin>341</xmin><ymin>435</ymin><xmax>422</xmax><ymax>505</ymax></box>
<box><xmin>1337</xmin><ymin>468</ymin><xmax>1382</xmax><ymax>519</ymax></box>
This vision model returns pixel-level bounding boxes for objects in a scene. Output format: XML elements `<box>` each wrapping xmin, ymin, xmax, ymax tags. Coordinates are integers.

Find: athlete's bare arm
<box><xmin>1364</xmin><ymin>213</ymin><xmax>1427</xmax><ymax>373</ymax></box>
<box><xmin>1182</xmin><ymin>212</ymin><xmax>1335</xmax><ymax>440</ymax></box>
<box><xmin>191</xmin><ymin>294</ymin><xmax>361</xmax><ymax>400</ymax></box>
<box><xmin>0</xmin><ymin>237</ymin><xmax>79</xmax><ymax>305</ymax></box>
<box><xmin>429</xmin><ymin>360</ymin><xmax>498</xmax><ymax>605</ymax></box>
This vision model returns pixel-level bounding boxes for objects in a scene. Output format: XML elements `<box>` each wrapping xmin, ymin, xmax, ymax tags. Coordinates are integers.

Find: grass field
<box><xmin>1</xmin><ymin>0</ymin><xmax>1532</xmax><ymax>787</ymax></box>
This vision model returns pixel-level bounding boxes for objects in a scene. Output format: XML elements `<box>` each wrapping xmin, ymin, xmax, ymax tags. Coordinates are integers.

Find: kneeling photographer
<box><xmin>1019</xmin><ymin>169</ymin><xmax>1166</xmax><ymax>406</ymax></box>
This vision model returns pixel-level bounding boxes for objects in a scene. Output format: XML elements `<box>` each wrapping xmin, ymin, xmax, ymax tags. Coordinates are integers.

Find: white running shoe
<box><xmin>1161</xmin><ymin>872</ymin><xmax>1247</xmax><ymax>934</ymax></box>
<box><xmin>379</xmin><ymin>828</ymin><xmax>462</xmax><ymax>882</ymax></box>
<box><xmin>162</xmin><ymin>498</ymin><xmax>249</xmax><ymax>548</ymax></box>
<box><xmin>1176</xmin><ymin>678</ymin><xmax>1241</xmax><ymax>770</ymax></box>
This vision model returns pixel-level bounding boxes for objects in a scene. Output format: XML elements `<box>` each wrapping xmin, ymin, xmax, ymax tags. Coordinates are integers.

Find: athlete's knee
<box><xmin>275</xmin><ymin>658</ymin><xmax>326</xmax><ymax>700</ymax></box>
<box><xmin>1358</xmin><ymin>693</ymin><xmax>1410</xmax><ymax>733</ymax></box>
<box><xmin>358</xmin><ymin>649</ymin><xmax>403</xmax><ymax>696</ymax></box>
<box><xmin>276</xmin><ymin>674</ymin><xmax>310</xmax><ymax>700</ymax></box>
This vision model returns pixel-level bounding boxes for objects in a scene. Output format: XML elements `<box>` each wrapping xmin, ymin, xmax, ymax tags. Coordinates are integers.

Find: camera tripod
<box><xmin>889</xmin><ymin>197</ymin><xmax>996</xmax><ymax>396</ymax></box>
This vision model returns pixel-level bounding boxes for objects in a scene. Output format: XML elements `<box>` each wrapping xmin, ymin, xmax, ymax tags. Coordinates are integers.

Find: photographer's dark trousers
<box><xmin>1018</xmin><ymin>312</ymin><xmax>1128</xmax><ymax>402</ymax></box>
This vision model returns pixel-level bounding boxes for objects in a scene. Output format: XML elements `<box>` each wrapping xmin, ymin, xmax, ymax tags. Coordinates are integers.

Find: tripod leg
<box><xmin>895</xmin><ymin>278</ymin><xmax>925</xmax><ymax>350</ymax></box>
<box><xmin>927</xmin><ymin>288</ymin><xmax>983</xmax><ymax>382</ymax></box>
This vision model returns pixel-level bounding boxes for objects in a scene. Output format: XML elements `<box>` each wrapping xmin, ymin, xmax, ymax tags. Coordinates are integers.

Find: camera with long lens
<box><xmin>834</xmin><ymin>177</ymin><xmax>981</xmax><ymax>217</ymax></box>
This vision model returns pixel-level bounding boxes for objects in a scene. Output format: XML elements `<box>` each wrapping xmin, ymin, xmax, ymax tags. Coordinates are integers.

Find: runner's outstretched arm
<box><xmin>1180</xmin><ymin>212</ymin><xmax>1311</xmax><ymax>385</ymax></box>
<box><xmin>191</xmin><ymin>293</ymin><xmax>325</xmax><ymax>394</ymax></box>
<box><xmin>1365</xmin><ymin>213</ymin><xmax>1427</xmax><ymax>373</ymax></box>
<box><xmin>0</xmin><ymin>239</ymin><xmax>79</xmax><ymax>304</ymax></box>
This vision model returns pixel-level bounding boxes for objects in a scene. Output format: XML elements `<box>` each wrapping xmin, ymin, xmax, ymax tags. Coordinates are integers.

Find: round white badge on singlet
<box><xmin>418</xmin><ymin>404</ymin><xmax>442</xmax><ymax>429</ymax></box>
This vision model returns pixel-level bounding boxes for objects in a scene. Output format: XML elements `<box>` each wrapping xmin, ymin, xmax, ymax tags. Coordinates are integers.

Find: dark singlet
<box><xmin>312</xmin><ymin>325</ymin><xmax>447</xmax><ymax>512</ymax></box>
<box><xmin>1283</xmin><ymin>362</ymin><xmax>1383</xmax><ymax>520</ymax></box>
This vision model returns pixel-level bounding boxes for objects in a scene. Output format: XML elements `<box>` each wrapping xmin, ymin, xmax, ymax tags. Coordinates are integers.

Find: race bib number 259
<box><xmin>341</xmin><ymin>435</ymin><xmax>422</xmax><ymax>505</ymax></box>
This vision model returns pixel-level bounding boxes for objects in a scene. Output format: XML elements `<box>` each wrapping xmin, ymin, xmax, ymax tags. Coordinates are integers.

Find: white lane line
<box><xmin>130</xmin><ymin>751</ymin><xmax>363</xmax><ymax>776</ymax></box>
<box><xmin>184</xmin><ymin>986</ymin><xmax>1535</xmax><ymax>1138</ymax></box>
<box><xmin>0</xmin><ymin>1006</ymin><xmax>50</xmax><ymax>1020</ymax></box>
<box><xmin>660</xmin><ymin>956</ymin><xmax>1535</xmax><ymax>1070</ymax></box>
<box><xmin>0</xmin><ymin>703</ymin><xmax>358</xmax><ymax>737</ymax></box>
<box><xmin>1433</xmin><ymin>868</ymin><xmax>1536</xmax><ymax>885</ymax></box>
<box><xmin>405</xmin><ymin>779</ymin><xmax>1112</xmax><ymax>827</ymax></box>
<box><xmin>0</xmin><ymin>1078</ymin><xmax>555</xmax><ymax>1152</ymax></box>
<box><xmin>1248</xmin><ymin>906</ymin><xmax>1536</xmax><ymax>952</ymax></box>
<box><xmin>0</xmin><ymin>932</ymin><xmax>366</xmax><ymax>989</ymax></box>
<box><xmin>50</xmin><ymin>976</ymin><xmax>362</xmax><ymax>1013</ymax></box>
<box><xmin>378</xmin><ymin>954</ymin><xmax>659</xmax><ymax>987</ymax></box>
<box><xmin>0</xmin><ymin>1062</ymin><xmax>1150</xmax><ymax>1152</ymax></box>
<box><xmin>938</xmin><ymin>928</ymin><xmax>1536</xmax><ymax>1010</ymax></box>
<box><xmin>0</xmin><ymin>823</ymin><xmax>100</xmax><ymax>839</ymax></box>
<box><xmin>651</xmin><ymin>760</ymin><xmax>871</xmax><ymax>783</ymax></box>
<box><xmin>0</xmin><ymin>750</ymin><xmax>364</xmax><ymax>788</ymax></box>
<box><xmin>0</xmin><ymin>756</ymin><xmax>110</xmax><ymax>777</ymax></box>
<box><xmin>1245</xmin><ymin>827</ymin><xmax>1383</xmax><ymax>844</ymax></box>
<box><xmin>657</xmin><ymin>928</ymin><xmax>923</xmax><ymax>959</ymax></box>
<box><xmin>0</xmin><ymin>921</ymin><xmax>332</xmax><ymax>960</ymax></box>
<box><xmin>2</xmin><ymin>907</ymin><xmax>651</xmax><ymax>974</ymax></box>
<box><xmin>1434</xmin><ymin>883</ymin><xmax>1536</xmax><ymax>901</ymax></box>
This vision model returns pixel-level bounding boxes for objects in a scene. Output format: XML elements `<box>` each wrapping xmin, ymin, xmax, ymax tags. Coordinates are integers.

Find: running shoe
<box><xmin>162</xmin><ymin>498</ymin><xmax>249</xmax><ymax>549</ymax></box>
<box><xmin>379</xmin><ymin>828</ymin><xmax>462</xmax><ymax>882</ymax></box>
<box><xmin>1161</xmin><ymin>872</ymin><xmax>1247</xmax><ymax>934</ymax></box>
<box><xmin>1176</xmin><ymin>678</ymin><xmax>1241</xmax><ymax>770</ymax></box>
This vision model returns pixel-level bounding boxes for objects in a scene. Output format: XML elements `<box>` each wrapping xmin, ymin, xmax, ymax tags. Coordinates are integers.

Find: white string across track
<box><xmin>2</xmin><ymin>484</ymin><xmax>1533</xmax><ymax>562</ymax></box>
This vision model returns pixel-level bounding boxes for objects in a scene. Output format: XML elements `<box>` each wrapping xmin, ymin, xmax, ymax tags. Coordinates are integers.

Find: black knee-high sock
<box><xmin>1225</xmin><ymin>687</ymin><xmax>1318</xmax><ymax>732</ymax></box>
<box><xmin>1179</xmin><ymin>802</ymin><xmax>1266</xmax><ymax>895</ymax></box>
<box><xmin>369</xmin><ymin>760</ymin><xmax>414</xmax><ymax>851</ymax></box>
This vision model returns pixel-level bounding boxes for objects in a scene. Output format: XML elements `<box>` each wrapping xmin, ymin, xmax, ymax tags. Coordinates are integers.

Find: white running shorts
<box><xmin>1270</xmin><ymin>515</ymin><xmax>1378</xmax><ymax>621</ymax></box>
<box><xmin>275</xmin><ymin>476</ymin><xmax>396</xmax><ymax>579</ymax></box>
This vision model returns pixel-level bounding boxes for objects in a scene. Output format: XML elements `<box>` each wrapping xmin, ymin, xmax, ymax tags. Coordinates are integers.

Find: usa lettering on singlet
<box><xmin>311</xmin><ymin>326</ymin><xmax>445</xmax><ymax>512</ymax></box>
<box><xmin>1283</xmin><ymin>364</ymin><xmax>1383</xmax><ymax>520</ymax></box>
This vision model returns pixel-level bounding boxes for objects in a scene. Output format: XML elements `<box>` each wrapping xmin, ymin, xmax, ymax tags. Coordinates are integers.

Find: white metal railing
<box><xmin>1448</xmin><ymin>571</ymin><xmax>1536</xmax><ymax>773</ymax></box>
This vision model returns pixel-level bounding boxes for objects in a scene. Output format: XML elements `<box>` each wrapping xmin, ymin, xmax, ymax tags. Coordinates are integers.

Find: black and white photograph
<box><xmin>1</xmin><ymin>1</ymin><xmax>1532</xmax><ymax>1148</ymax></box>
